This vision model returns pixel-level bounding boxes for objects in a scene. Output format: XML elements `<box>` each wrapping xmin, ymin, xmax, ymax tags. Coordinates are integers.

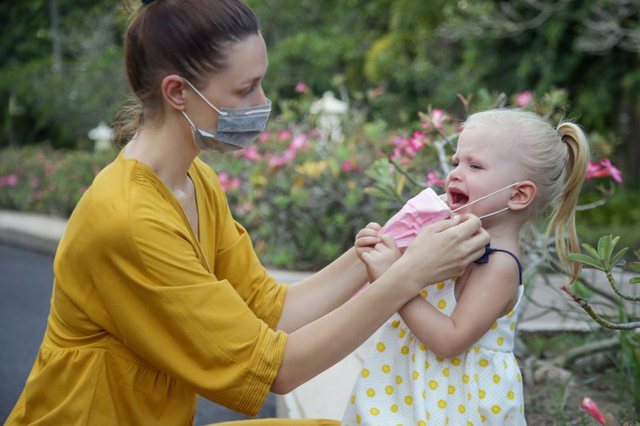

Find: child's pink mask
<box><xmin>381</xmin><ymin>183</ymin><xmax>519</xmax><ymax>248</ymax></box>
<box><xmin>381</xmin><ymin>188</ymin><xmax>452</xmax><ymax>248</ymax></box>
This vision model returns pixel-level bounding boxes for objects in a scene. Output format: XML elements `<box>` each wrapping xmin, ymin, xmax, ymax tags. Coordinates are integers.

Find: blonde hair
<box><xmin>463</xmin><ymin>109</ymin><xmax>590</xmax><ymax>279</ymax></box>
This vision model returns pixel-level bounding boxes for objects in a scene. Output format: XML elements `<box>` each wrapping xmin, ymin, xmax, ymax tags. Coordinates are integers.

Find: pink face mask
<box><xmin>381</xmin><ymin>188</ymin><xmax>452</xmax><ymax>248</ymax></box>
<box><xmin>381</xmin><ymin>183</ymin><xmax>518</xmax><ymax>248</ymax></box>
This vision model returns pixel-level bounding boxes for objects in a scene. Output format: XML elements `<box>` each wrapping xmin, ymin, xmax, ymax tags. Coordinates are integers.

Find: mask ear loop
<box><xmin>183</xmin><ymin>79</ymin><xmax>228</xmax><ymax>116</ymax></box>
<box><xmin>448</xmin><ymin>182</ymin><xmax>519</xmax><ymax>219</ymax></box>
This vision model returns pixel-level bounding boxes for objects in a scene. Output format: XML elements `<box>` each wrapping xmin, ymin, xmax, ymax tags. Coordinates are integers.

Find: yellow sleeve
<box><xmin>94</xmin><ymin>202</ymin><xmax>287</xmax><ymax>416</ymax></box>
<box><xmin>204</xmin><ymin>161</ymin><xmax>288</xmax><ymax>329</ymax></box>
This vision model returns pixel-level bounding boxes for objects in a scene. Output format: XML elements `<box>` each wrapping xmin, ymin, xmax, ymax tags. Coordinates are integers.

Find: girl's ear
<box><xmin>508</xmin><ymin>180</ymin><xmax>537</xmax><ymax>211</ymax></box>
<box><xmin>161</xmin><ymin>74</ymin><xmax>187</xmax><ymax>111</ymax></box>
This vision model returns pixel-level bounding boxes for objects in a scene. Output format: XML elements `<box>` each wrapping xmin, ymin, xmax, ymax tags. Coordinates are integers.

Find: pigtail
<box><xmin>545</xmin><ymin>122</ymin><xmax>590</xmax><ymax>279</ymax></box>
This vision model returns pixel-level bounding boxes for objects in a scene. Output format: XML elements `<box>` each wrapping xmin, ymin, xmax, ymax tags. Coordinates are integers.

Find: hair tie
<box><xmin>142</xmin><ymin>0</ymin><xmax>156</xmax><ymax>5</ymax></box>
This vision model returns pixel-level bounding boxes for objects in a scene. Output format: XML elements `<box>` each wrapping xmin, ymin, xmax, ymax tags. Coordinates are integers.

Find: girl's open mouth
<box><xmin>447</xmin><ymin>187</ymin><xmax>469</xmax><ymax>210</ymax></box>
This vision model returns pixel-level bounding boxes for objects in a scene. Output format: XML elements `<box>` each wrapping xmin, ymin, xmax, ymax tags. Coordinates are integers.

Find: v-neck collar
<box><xmin>118</xmin><ymin>151</ymin><xmax>210</xmax><ymax>272</ymax></box>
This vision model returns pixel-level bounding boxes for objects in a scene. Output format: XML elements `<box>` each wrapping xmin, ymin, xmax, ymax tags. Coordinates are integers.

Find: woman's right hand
<box><xmin>399</xmin><ymin>214</ymin><xmax>489</xmax><ymax>288</ymax></box>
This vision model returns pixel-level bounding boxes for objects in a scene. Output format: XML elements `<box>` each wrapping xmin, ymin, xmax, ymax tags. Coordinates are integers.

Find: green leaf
<box><xmin>635</xmin><ymin>249</ymin><xmax>640</xmax><ymax>260</ymax></box>
<box><xmin>597</xmin><ymin>235</ymin><xmax>607</xmax><ymax>258</ymax></box>
<box><xmin>567</xmin><ymin>253</ymin><xmax>604</xmax><ymax>269</ymax></box>
<box><xmin>611</xmin><ymin>235</ymin><xmax>620</xmax><ymax>251</ymax></box>
<box><xmin>630</xmin><ymin>277</ymin><xmax>640</xmax><ymax>285</ymax></box>
<box><xmin>580</xmin><ymin>243</ymin><xmax>600</xmax><ymax>261</ymax></box>
<box><xmin>610</xmin><ymin>247</ymin><xmax>629</xmax><ymax>269</ymax></box>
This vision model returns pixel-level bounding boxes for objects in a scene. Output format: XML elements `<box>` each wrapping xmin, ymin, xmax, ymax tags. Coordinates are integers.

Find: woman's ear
<box><xmin>161</xmin><ymin>75</ymin><xmax>187</xmax><ymax>111</ymax></box>
<box><xmin>508</xmin><ymin>180</ymin><xmax>537</xmax><ymax>211</ymax></box>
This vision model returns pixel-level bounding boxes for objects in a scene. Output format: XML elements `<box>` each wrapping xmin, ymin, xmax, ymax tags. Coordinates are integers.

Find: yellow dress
<box><xmin>6</xmin><ymin>152</ymin><xmax>288</xmax><ymax>425</ymax></box>
<box><xmin>343</xmin><ymin>280</ymin><xmax>526</xmax><ymax>426</ymax></box>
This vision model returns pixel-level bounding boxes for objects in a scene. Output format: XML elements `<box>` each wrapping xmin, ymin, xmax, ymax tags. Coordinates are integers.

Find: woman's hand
<box><xmin>398</xmin><ymin>214</ymin><xmax>489</xmax><ymax>289</ymax></box>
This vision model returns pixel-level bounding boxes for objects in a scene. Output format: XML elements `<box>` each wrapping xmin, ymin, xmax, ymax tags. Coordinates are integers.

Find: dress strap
<box><xmin>474</xmin><ymin>244</ymin><xmax>523</xmax><ymax>285</ymax></box>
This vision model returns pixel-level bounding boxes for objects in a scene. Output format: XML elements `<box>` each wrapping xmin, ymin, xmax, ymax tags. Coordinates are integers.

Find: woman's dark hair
<box><xmin>114</xmin><ymin>0</ymin><xmax>259</xmax><ymax>143</ymax></box>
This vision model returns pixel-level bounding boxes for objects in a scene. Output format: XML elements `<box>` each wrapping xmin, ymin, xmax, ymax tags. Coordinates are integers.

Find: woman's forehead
<box><xmin>216</xmin><ymin>34</ymin><xmax>268</xmax><ymax>84</ymax></box>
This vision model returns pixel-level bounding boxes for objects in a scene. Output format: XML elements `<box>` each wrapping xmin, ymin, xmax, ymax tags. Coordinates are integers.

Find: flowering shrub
<box><xmin>0</xmin><ymin>88</ymin><xmax>629</xmax><ymax>271</ymax></box>
<box><xmin>202</xmin><ymin>98</ymin><xmax>396</xmax><ymax>270</ymax></box>
<box><xmin>0</xmin><ymin>147</ymin><xmax>115</xmax><ymax>217</ymax></box>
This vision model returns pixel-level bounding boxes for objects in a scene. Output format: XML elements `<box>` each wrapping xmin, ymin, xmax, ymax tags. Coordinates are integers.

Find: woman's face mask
<box><xmin>181</xmin><ymin>79</ymin><xmax>271</xmax><ymax>153</ymax></box>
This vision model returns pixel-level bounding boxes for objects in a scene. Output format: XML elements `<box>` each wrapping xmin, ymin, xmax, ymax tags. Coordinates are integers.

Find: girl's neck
<box><xmin>483</xmin><ymin>219</ymin><xmax>522</xmax><ymax>252</ymax></box>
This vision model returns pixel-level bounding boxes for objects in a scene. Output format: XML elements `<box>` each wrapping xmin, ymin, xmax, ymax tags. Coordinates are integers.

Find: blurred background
<box><xmin>1</xmin><ymin>1</ymin><xmax>639</xmax><ymax>424</ymax></box>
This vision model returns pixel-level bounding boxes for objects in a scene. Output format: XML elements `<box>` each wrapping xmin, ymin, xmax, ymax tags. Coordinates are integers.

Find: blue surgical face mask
<box><xmin>181</xmin><ymin>79</ymin><xmax>271</xmax><ymax>153</ymax></box>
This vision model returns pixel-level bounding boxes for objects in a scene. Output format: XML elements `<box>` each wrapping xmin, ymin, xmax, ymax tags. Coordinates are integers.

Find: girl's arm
<box><xmin>398</xmin><ymin>252</ymin><xmax>520</xmax><ymax>359</ymax></box>
<box><xmin>271</xmin><ymin>215</ymin><xmax>490</xmax><ymax>393</ymax></box>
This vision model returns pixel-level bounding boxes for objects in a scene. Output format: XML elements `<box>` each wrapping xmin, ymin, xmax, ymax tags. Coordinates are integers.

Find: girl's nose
<box><xmin>448</xmin><ymin>167</ymin><xmax>463</xmax><ymax>182</ymax></box>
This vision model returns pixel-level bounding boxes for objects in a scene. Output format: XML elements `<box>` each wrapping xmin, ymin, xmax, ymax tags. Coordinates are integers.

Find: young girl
<box><xmin>342</xmin><ymin>109</ymin><xmax>589</xmax><ymax>425</ymax></box>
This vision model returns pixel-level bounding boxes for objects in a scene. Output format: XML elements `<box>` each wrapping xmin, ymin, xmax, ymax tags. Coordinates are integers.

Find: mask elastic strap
<box><xmin>450</xmin><ymin>182</ymin><xmax>519</xmax><ymax>214</ymax></box>
<box><xmin>478</xmin><ymin>207</ymin><xmax>510</xmax><ymax>220</ymax></box>
<box><xmin>184</xmin><ymin>79</ymin><xmax>228</xmax><ymax>116</ymax></box>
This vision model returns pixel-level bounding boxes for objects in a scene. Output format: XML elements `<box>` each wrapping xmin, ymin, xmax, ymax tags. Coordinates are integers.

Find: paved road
<box><xmin>0</xmin><ymin>244</ymin><xmax>276</xmax><ymax>424</ymax></box>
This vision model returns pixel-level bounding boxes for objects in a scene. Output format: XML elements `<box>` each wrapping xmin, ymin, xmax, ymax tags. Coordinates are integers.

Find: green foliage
<box><xmin>201</xmin><ymin>98</ymin><xmax>396</xmax><ymax>270</ymax></box>
<box><xmin>0</xmin><ymin>1</ymin><xmax>128</xmax><ymax>149</ymax></box>
<box><xmin>568</xmin><ymin>235</ymin><xmax>629</xmax><ymax>273</ymax></box>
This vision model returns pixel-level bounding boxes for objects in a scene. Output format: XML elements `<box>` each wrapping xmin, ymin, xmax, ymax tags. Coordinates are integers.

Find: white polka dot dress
<box><xmin>342</xmin><ymin>280</ymin><xmax>526</xmax><ymax>426</ymax></box>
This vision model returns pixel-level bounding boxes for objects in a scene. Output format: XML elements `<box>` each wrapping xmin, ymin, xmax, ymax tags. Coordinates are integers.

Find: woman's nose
<box><xmin>255</xmin><ymin>85</ymin><xmax>267</xmax><ymax>105</ymax></box>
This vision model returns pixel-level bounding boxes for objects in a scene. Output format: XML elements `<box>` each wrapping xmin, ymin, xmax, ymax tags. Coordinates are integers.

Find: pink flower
<box><xmin>0</xmin><ymin>174</ymin><xmax>18</xmax><ymax>188</ymax></box>
<box><xmin>372</xmin><ymin>87</ymin><xmax>385</xmax><ymax>97</ymax></box>
<box><xmin>515</xmin><ymin>91</ymin><xmax>533</xmax><ymax>107</ymax></box>
<box><xmin>236</xmin><ymin>202</ymin><xmax>253</xmax><ymax>215</ymax></box>
<box><xmin>278</xmin><ymin>130</ymin><xmax>293</xmax><ymax>141</ymax></box>
<box><xmin>421</xmin><ymin>109</ymin><xmax>450</xmax><ymax>130</ymax></box>
<box><xmin>258</xmin><ymin>130</ymin><xmax>271</xmax><ymax>143</ymax></box>
<box><xmin>585</xmin><ymin>159</ymin><xmax>623</xmax><ymax>183</ymax></box>
<box><xmin>238</xmin><ymin>145</ymin><xmax>261</xmax><ymax>161</ymax></box>
<box><xmin>431</xmin><ymin>109</ymin><xmax>449</xmax><ymax>129</ymax></box>
<box><xmin>341</xmin><ymin>160</ymin><xmax>356</xmax><ymax>172</ymax></box>
<box><xmin>295</xmin><ymin>81</ymin><xmax>308</xmax><ymax>94</ymax></box>
<box><xmin>426</xmin><ymin>171</ymin><xmax>445</xmax><ymax>187</ymax></box>
<box><xmin>268</xmin><ymin>149</ymin><xmax>297</xmax><ymax>168</ymax></box>
<box><xmin>289</xmin><ymin>134</ymin><xmax>308</xmax><ymax>151</ymax></box>
<box><xmin>581</xmin><ymin>397</ymin><xmax>606</xmax><ymax>425</ymax></box>
<box><xmin>217</xmin><ymin>172</ymin><xmax>241</xmax><ymax>192</ymax></box>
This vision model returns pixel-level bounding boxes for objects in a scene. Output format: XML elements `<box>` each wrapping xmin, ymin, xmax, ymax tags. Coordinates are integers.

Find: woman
<box><xmin>6</xmin><ymin>0</ymin><xmax>489</xmax><ymax>424</ymax></box>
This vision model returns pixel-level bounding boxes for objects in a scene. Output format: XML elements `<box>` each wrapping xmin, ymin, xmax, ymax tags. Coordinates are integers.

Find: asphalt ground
<box><xmin>0</xmin><ymin>243</ymin><xmax>276</xmax><ymax>424</ymax></box>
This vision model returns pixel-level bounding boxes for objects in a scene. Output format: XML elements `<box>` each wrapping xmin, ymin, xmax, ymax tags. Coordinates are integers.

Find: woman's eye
<box><xmin>471</xmin><ymin>164</ymin><xmax>482</xmax><ymax>169</ymax></box>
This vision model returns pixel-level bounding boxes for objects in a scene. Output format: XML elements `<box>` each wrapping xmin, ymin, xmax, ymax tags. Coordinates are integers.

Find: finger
<box><xmin>357</xmin><ymin>228</ymin><xmax>381</xmax><ymax>238</ymax></box>
<box><xmin>380</xmin><ymin>234</ymin><xmax>397</xmax><ymax>249</ymax></box>
<box><xmin>356</xmin><ymin>236</ymin><xmax>381</xmax><ymax>247</ymax></box>
<box><xmin>442</xmin><ymin>214</ymin><xmax>482</xmax><ymax>239</ymax></box>
<box><xmin>366</xmin><ymin>222</ymin><xmax>382</xmax><ymax>230</ymax></box>
<box><xmin>361</xmin><ymin>251</ymin><xmax>373</xmax><ymax>264</ymax></box>
<box><xmin>419</xmin><ymin>215</ymin><xmax>462</xmax><ymax>234</ymax></box>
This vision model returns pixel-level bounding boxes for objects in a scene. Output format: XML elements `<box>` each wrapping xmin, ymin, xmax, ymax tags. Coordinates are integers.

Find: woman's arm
<box><xmin>398</xmin><ymin>252</ymin><xmax>520</xmax><ymax>359</ymax></box>
<box><xmin>276</xmin><ymin>247</ymin><xmax>368</xmax><ymax>333</ymax></box>
<box><xmin>271</xmin><ymin>215</ymin><xmax>489</xmax><ymax>393</ymax></box>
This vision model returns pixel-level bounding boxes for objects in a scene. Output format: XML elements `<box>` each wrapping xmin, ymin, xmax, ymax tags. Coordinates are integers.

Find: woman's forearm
<box><xmin>277</xmin><ymin>247</ymin><xmax>368</xmax><ymax>333</ymax></box>
<box><xmin>272</xmin><ymin>258</ymin><xmax>417</xmax><ymax>394</ymax></box>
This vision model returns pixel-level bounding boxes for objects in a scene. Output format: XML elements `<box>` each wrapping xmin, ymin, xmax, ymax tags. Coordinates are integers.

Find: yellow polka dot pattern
<box><xmin>342</xmin><ymin>281</ymin><xmax>526</xmax><ymax>425</ymax></box>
